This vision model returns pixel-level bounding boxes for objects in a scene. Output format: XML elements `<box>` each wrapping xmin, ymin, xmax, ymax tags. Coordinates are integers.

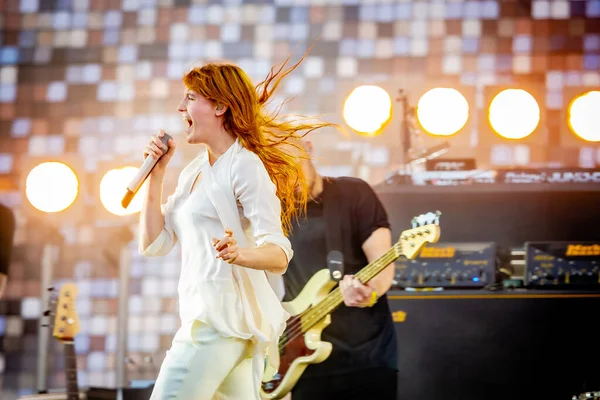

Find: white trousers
<box><xmin>150</xmin><ymin>320</ymin><xmax>255</xmax><ymax>400</ymax></box>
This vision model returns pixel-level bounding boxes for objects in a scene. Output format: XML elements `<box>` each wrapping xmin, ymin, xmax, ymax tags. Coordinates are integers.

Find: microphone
<box><xmin>122</xmin><ymin>133</ymin><xmax>172</xmax><ymax>209</ymax></box>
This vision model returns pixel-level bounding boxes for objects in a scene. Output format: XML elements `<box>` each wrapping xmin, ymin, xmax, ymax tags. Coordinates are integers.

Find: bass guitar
<box><xmin>261</xmin><ymin>212</ymin><xmax>441</xmax><ymax>399</ymax></box>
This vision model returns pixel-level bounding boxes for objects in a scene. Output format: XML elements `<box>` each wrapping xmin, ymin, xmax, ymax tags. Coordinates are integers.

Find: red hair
<box><xmin>183</xmin><ymin>53</ymin><xmax>335</xmax><ymax>234</ymax></box>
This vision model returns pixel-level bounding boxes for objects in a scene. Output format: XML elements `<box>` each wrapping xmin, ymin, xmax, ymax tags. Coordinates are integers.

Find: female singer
<box><xmin>138</xmin><ymin>55</ymin><xmax>333</xmax><ymax>400</ymax></box>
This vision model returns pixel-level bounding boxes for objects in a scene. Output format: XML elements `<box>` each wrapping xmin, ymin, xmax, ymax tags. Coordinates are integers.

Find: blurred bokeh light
<box><xmin>488</xmin><ymin>89</ymin><xmax>540</xmax><ymax>140</ymax></box>
<box><xmin>417</xmin><ymin>88</ymin><xmax>470</xmax><ymax>136</ymax></box>
<box><xmin>568</xmin><ymin>90</ymin><xmax>600</xmax><ymax>143</ymax></box>
<box><xmin>100</xmin><ymin>167</ymin><xmax>147</xmax><ymax>216</ymax></box>
<box><xmin>343</xmin><ymin>85</ymin><xmax>392</xmax><ymax>136</ymax></box>
<box><xmin>25</xmin><ymin>162</ymin><xmax>79</xmax><ymax>213</ymax></box>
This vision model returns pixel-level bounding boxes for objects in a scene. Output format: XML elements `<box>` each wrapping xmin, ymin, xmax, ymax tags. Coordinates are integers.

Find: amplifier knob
<box><xmin>410</xmin><ymin>271</ymin><xmax>418</xmax><ymax>282</ymax></box>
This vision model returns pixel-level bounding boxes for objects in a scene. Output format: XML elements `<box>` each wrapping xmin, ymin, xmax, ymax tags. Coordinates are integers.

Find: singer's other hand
<box><xmin>143</xmin><ymin>129</ymin><xmax>176</xmax><ymax>173</ymax></box>
<box><xmin>212</xmin><ymin>229</ymin><xmax>239</xmax><ymax>264</ymax></box>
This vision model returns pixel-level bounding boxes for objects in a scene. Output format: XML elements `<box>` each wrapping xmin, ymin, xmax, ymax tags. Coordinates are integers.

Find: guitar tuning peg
<box><xmin>43</xmin><ymin>310</ymin><xmax>52</xmax><ymax>317</ymax></box>
<box><xmin>41</xmin><ymin>324</ymin><xmax>50</xmax><ymax>327</ymax></box>
<box><xmin>47</xmin><ymin>286</ymin><xmax>55</xmax><ymax>291</ymax></box>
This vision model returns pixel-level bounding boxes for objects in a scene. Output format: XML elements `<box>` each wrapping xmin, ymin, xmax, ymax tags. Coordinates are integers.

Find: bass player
<box><xmin>281</xmin><ymin>140</ymin><xmax>398</xmax><ymax>400</ymax></box>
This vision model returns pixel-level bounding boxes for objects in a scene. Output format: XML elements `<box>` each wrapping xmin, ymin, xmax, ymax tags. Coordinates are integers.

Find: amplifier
<box><xmin>393</xmin><ymin>242</ymin><xmax>497</xmax><ymax>288</ymax></box>
<box><xmin>525</xmin><ymin>241</ymin><xmax>600</xmax><ymax>288</ymax></box>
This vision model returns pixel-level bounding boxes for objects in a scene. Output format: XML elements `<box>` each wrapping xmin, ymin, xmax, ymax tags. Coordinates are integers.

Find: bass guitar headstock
<box><xmin>393</xmin><ymin>211</ymin><xmax>441</xmax><ymax>259</ymax></box>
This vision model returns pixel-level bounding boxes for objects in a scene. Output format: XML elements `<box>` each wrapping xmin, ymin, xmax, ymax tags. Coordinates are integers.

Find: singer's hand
<box><xmin>212</xmin><ymin>229</ymin><xmax>240</xmax><ymax>264</ymax></box>
<box><xmin>143</xmin><ymin>129</ymin><xmax>175</xmax><ymax>173</ymax></box>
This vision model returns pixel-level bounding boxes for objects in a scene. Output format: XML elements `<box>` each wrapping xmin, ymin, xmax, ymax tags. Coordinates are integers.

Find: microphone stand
<box><xmin>116</xmin><ymin>245</ymin><xmax>131</xmax><ymax>392</ymax></box>
<box><xmin>398</xmin><ymin>89</ymin><xmax>412</xmax><ymax>168</ymax></box>
<box><xmin>102</xmin><ymin>225</ymin><xmax>134</xmax><ymax>392</ymax></box>
<box><xmin>36</xmin><ymin>223</ymin><xmax>64</xmax><ymax>395</ymax></box>
<box><xmin>37</xmin><ymin>244</ymin><xmax>59</xmax><ymax>394</ymax></box>
<box><xmin>385</xmin><ymin>89</ymin><xmax>450</xmax><ymax>186</ymax></box>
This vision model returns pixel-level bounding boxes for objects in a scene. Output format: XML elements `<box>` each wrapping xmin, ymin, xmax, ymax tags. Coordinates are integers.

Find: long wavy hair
<box><xmin>182</xmin><ymin>52</ymin><xmax>335</xmax><ymax>235</ymax></box>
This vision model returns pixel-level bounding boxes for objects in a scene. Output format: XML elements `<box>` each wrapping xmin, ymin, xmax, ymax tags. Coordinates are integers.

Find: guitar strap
<box><xmin>321</xmin><ymin>177</ymin><xmax>345</xmax><ymax>281</ymax></box>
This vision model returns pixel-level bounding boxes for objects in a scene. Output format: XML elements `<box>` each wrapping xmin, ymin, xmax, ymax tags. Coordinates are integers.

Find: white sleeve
<box><xmin>139</xmin><ymin>183</ymin><xmax>181</xmax><ymax>257</ymax></box>
<box><xmin>231</xmin><ymin>152</ymin><xmax>293</xmax><ymax>264</ymax></box>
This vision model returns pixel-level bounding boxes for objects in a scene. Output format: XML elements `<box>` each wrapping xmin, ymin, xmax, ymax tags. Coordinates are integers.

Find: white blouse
<box><xmin>140</xmin><ymin>139</ymin><xmax>291</xmax><ymax>391</ymax></box>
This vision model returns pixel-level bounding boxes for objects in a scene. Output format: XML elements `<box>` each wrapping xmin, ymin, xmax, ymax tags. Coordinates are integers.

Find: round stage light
<box><xmin>488</xmin><ymin>89</ymin><xmax>540</xmax><ymax>140</ymax></box>
<box><xmin>100</xmin><ymin>167</ymin><xmax>146</xmax><ymax>216</ymax></box>
<box><xmin>417</xmin><ymin>88</ymin><xmax>470</xmax><ymax>136</ymax></box>
<box><xmin>343</xmin><ymin>85</ymin><xmax>392</xmax><ymax>136</ymax></box>
<box><xmin>26</xmin><ymin>162</ymin><xmax>79</xmax><ymax>213</ymax></box>
<box><xmin>568</xmin><ymin>90</ymin><xmax>600</xmax><ymax>142</ymax></box>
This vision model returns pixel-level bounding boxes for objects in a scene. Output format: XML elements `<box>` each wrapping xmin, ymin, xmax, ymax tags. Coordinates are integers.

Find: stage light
<box><xmin>25</xmin><ymin>162</ymin><xmax>79</xmax><ymax>213</ymax></box>
<box><xmin>416</xmin><ymin>88</ymin><xmax>469</xmax><ymax>136</ymax></box>
<box><xmin>488</xmin><ymin>89</ymin><xmax>540</xmax><ymax>140</ymax></box>
<box><xmin>568</xmin><ymin>90</ymin><xmax>600</xmax><ymax>142</ymax></box>
<box><xmin>343</xmin><ymin>85</ymin><xmax>392</xmax><ymax>136</ymax></box>
<box><xmin>100</xmin><ymin>166</ymin><xmax>146</xmax><ymax>216</ymax></box>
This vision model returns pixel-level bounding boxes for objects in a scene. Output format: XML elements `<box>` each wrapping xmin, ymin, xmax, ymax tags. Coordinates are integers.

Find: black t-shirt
<box><xmin>283</xmin><ymin>177</ymin><xmax>397</xmax><ymax>377</ymax></box>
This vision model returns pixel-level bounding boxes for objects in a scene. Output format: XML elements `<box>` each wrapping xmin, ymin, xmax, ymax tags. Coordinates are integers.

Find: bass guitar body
<box><xmin>261</xmin><ymin>269</ymin><xmax>336</xmax><ymax>399</ymax></box>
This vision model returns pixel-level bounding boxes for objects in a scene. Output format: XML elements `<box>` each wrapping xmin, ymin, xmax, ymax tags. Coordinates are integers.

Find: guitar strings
<box><xmin>279</xmin><ymin>250</ymin><xmax>398</xmax><ymax>349</ymax></box>
<box><xmin>280</xmin><ymin>248</ymin><xmax>398</xmax><ymax>338</ymax></box>
<box><xmin>278</xmin><ymin>249</ymin><xmax>399</xmax><ymax>349</ymax></box>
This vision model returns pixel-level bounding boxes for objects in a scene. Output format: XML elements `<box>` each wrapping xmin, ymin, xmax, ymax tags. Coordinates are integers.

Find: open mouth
<box><xmin>183</xmin><ymin>116</ymin><xmax>193</xmax><ymax>129</ymax></box>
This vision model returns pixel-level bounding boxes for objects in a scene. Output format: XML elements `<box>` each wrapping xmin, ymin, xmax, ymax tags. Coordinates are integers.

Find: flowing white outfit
<box><xmin>141</xmin><ymin>138</ymin><xmax>291</xmax><ymax>399</ymax></box>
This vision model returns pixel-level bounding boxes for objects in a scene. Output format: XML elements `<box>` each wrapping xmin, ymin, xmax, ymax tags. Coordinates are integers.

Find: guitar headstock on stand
<box><xmin>40</xmin><ymin>283</ymin><xmax>81</xmax><ymax>400</ymax></box>
<box><xmin>43</xmin><ymin>283</ymin><xmax>80</xmax><ymax>341</ymax></box>
<box><xmin>52</xmin><ymin>283</ymin><xmax>80</xmax><ymax>342</ymax></box>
